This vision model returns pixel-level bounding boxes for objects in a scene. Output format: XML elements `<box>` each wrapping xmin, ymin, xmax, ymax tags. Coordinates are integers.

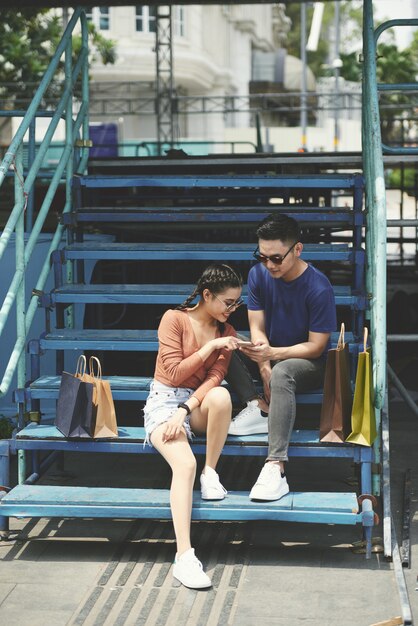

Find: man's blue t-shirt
<box><xmin>247</xmin><ymin>263</ymin><xmax>337</xmax><ymax>357</ymax></box>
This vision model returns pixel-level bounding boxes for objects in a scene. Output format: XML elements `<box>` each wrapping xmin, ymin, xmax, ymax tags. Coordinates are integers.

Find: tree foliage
<box><xmin>0</xmin><ymin>8</ymin><xmax>116</xmax><ymax>108</ymax></box>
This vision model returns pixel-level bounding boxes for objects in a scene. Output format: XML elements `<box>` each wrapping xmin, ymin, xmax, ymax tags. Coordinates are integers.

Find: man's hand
<box><xmin>239</xmin><ymin>341</ymin><xmax>272</xmax><ymax>363</ymax></box>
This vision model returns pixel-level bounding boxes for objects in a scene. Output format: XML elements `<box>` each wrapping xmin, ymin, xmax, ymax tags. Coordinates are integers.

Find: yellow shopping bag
<box><xmin>345</xmin><ymin>328</ymin><xmax>377</xmax><ymax>446</ymax></box>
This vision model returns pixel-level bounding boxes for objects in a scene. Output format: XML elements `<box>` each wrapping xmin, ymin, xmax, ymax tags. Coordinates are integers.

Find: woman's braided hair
<box><xmin>177</xmin><ymin>263</ymin><xmax>243</xmax><ymax>311</ymax></box>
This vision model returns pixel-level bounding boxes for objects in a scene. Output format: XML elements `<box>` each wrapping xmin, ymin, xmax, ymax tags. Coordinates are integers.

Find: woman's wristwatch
<box><xmin>177</xmin><ymin>402</ymin><xmax>191</xmax><ymax>416</ymax></box>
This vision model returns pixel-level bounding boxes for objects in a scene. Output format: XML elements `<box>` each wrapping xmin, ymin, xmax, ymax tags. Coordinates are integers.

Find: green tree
<box><xmin>0</xmin><ymin>8</ymin><xmax>116</xmax><ymax>108</ymax></box>
<box><xmin>285</xmin><ymin>1</ymin><xmax>363</xmax><ymax>81</ymax></box>
<box><xmin>376</xmin><ymin>42</ymin><xmax>418</xmax><ymax>144</ymax></box>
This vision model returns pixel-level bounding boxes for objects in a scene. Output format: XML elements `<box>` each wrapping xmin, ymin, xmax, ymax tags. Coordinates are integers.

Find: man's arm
<box><xmin>246</xmin><ymin>309</ymin><xmax>272</xmax><ymax>401</ymax></box>
<box><xmin>241</xmin><ymin>329</ymin><xmax>330</xmax><ymax>363</ymax></box>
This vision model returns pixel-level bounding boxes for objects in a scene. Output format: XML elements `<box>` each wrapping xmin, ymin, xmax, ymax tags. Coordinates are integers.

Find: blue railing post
<box><xmin>26</xmin><ymin>119</ymin><xmax>36</xmax><ymax>232</ymax></box>
<box><xmin>15</xmin><ymin>144</ymin><xmax>27</xmax><ymax>484</ymax></box>
<box><xmin>362</xmin><ymin>0</ymin><xmax>387</xmax><ymax>497</ymax></box>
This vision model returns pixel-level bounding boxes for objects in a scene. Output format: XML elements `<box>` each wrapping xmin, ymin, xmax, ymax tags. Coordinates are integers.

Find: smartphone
<box><xmin>236</xmin><ymin>340</ymin><xmax>255</xmax><ymax>347</ymax></box>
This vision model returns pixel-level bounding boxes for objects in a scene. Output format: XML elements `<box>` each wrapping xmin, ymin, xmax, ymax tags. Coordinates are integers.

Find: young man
<box><xmin>228</xmin><ymin>213</ymin><xmax>337</xmax><ymax>501</ymax></box>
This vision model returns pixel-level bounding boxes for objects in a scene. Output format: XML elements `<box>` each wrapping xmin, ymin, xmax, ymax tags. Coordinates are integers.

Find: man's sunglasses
<box><xmin>253</xmin><ymin>241</ymin><xmax>298</xmax><ymax>266</ymax></box>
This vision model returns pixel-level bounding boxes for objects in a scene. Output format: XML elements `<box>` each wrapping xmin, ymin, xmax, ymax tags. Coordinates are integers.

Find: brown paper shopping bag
<box><xmin>319</xmin><ymin>323</ymin><xmax>353</xmax><ymax>443</ymax></box>
<box><xmin>345</xmin><ymin>328</ymin><xmax>377</xmax><ymax>447</ymax></box>
<box><xmin>82</xmin><ymin>356</ymin><xmax>118</xmax><ymax>439</ymax></box>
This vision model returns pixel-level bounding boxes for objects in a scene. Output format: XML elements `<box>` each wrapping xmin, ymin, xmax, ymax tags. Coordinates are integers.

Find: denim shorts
<box><xmin>143</xmin><ymin>380</ymin><xmax>194</xmax><ymax>446</ymax></box>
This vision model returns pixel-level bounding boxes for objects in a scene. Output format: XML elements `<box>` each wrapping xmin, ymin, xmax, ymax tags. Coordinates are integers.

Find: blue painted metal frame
<box><xmin>30</xmin><ymin>329</ymin><xmax>356</xmax><ymax>353</ymax></box>
<box><xmin>12</xmin><ymin>424</ymin><xmax>373</xmax><ymax>496</ymax></box>
<box><xmin>51</xmin><ymin>242</ymin><xmax>362</xmax><ymax>262</ymax></box>
<box><xmin>0</xmin><ymin>485</ymin><xmax>365</xmax><ymax>527</ymax></box>
<box><xmin>47</xmin><ymin>284</ymin><xmax>366</xmax><ymax>309</ymax></box>
<box><xmin>74</xmin><ymin>173</ymin><xmax>363</xmax><ymax>190</ymax></box>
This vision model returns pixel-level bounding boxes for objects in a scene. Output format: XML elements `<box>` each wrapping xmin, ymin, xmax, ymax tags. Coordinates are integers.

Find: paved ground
<box><xmin>0</xmin><ymin>386</ymin><xmax>416</xmax><ymax>626</ymax></box>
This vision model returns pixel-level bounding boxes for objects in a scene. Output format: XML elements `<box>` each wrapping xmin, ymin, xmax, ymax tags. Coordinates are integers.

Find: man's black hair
<box><xmin>256</xmin><ymin>213</ymin><xmax>301</xmax><ymax>243</ymax></box>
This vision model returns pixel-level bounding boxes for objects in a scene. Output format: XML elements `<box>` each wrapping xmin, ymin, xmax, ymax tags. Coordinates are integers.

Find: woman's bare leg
<box><xmin>190</xmin><ymin>386</ymin><xmax>232</xmax><ymax>470</ymax></box>
<box><xmin>151</xmin><ymin>425</ymin><xmax>197</xmax><ymax>556</ymax></box>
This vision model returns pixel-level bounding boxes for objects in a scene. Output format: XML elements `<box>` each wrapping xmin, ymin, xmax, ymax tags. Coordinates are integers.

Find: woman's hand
<box><xmin>210</xmin><ymin>336</ymin><xmax>240</xmax><ymax>352</ymax></box>
<box><xmin>162</xmin><ymin>408</ymin><xmax>187</xmax><ymax>443</ymax></box>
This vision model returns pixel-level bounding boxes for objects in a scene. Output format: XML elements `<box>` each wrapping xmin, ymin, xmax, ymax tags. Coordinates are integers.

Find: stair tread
<box><xmin>17</xmin><ymin>423</ymin><xmax>322</xmax><ymax>445</ymax></box>
<box><xmin>74</xmin><ymin>173</ymin><xmax>361</xmax><ymax>189</ymax></box>
<box><xmin>37</xmin><ymin>329</ymin><xmax>357</xmax><ymax>354</ymax></box>
<box><xmin>64</xmin><ymin>242</ymin><xmax>350</xmax><ymax>251</ymax></box>
<box><xmin>52</xmin><ymin>284</ymin><xmax>365</xmax><ymax>307</ymax></box>
<box><xmin>27</xmin><ymin>375</ymin><xmax>323</xmax><ymax>403</ymax></box>
<box><xmin>40</xmin><ymin>329</ymin><xmax>355</xmax><ymax>342</ymax></box>
<box><xmin>59</xmin><ymin>242</ymin><xmax>358</xmax><ymax>261</ymax></box>
<box><xmin>67</xmin><ymin>208</ymin><xmax>359</xmax><ymax>224</ymax></box>
<box><xmin>1</xmin><ymin>484</ymin><xmax>359</xmax><ymax>515</ymax></box>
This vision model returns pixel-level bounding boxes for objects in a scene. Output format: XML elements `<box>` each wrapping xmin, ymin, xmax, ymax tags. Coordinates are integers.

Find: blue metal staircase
<box><xmin>5</xmin><ymin>164</ymin><xmax>377</xmax><ymax>556</ymax></box>
<box><xmin>0</xmin><ymin>1</ymin><xmax>388</xmax><ymax>561</ymax></box>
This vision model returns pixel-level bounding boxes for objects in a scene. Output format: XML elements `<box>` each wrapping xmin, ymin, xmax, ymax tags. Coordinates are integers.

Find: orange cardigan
<box><xmin>154</xmin><ymin>309</ymin><xmax>236</xmax><ymax>404</ymax></box>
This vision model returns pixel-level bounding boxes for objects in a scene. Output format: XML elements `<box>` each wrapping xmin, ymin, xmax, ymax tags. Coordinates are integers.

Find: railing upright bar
<box><xmin>64</xmin><ymin>30</ymin><xmax>75</xmax><ymax>331</ymax></box>
<box><xmin>15</xmin><ymin>145</ymin><xmax>26</xmax><ymax>391</ymax></box>
<box><xmin>27</xmin><ymin>120</ymin><xmax>36</xmax><ymax>232</ymax></box>
<box><xmin>15</xmin><ymin>144</ymin><xmax>27</xmax><ymax>484</ymax></box>
<box><xmin>363</xmin><ymin>0</ymin><xmax>387</xmax><ymax>498</ymax></box>
<box><xmin>77</xmin><ymin>12</ymin><xmax>90</xmax><ymax>175</ymax></box>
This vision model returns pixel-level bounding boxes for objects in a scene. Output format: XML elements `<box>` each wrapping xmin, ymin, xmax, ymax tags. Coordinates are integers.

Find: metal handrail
<box><xmin>374</xmin><ymin>18</ymin><xmax>418</xmax><ymax>154</ymax></box>
<box><xmin>0</xmin><ymin>7</ymin><xmax>89</xmax><ymax>400</ymax></box>
<box><xmin>362</xmin><ymin>1</ymin><xmax>387</xmax><ymax>500</ymax></box>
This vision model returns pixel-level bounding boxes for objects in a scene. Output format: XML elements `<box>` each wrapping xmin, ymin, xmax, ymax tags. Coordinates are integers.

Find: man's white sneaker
<box><xmin>249</xmin><ymin>462</ymin><xmax>290</xmax><ymax>501</ymax></box>
<box><xmin>173</xmin><ymin>548</ymin><xmax>212</xmax><ymax>589</ymax></box>
<box><xmin>228</xmin><ymin>400</ymin><xmax>268</xmax><ymax>436</ymax></box>
<box><xmin>200</xmin><ymin>466</ymin><xmax>227</xmax><ymax>500</ymax></box>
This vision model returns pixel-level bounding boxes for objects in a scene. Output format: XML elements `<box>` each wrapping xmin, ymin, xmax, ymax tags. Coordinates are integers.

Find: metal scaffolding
<box><xmin>155</xmin><ymin>6</ymin><xmax>175</xmax><ymax>155</ymax></box>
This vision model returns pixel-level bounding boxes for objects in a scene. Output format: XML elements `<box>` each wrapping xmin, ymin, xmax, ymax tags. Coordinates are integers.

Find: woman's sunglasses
<box><xmin>253</xmin><ymin>241</ymin><xmax>298</xmax><ymax>266</ymax></box>
<box><xmin>212</xmin><ymin>293</ymin><xmax>244</xmax><ymax>312</ymax></box>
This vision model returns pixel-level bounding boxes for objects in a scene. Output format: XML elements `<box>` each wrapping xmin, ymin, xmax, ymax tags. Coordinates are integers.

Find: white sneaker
<box><xmin>249</xmin><ymin>463</ymin><xmax>290</xmax><ymax>501</ymax></box>
<box><xmin>173</xmin><ymin>548</ymin><xmax>212</xmax><ymax>589</ymax></box>
<box><xmin>200</xmin><ymin>466</ymin><xmax>227</xmax><ymax>500</ymax></box>
<box><xmin>228</xmin><ymin>400</ymin><xmax>268</xmax><ymax>436</ymax></box>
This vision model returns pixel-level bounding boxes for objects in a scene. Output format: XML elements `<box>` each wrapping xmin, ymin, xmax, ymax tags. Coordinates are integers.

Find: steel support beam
<box><xmin>156</xmin><ymin>5</ymin><xmax>175</xmax><ymax>155</ymax></box>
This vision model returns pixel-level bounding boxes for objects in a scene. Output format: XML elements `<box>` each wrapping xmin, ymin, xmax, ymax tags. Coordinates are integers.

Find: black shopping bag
<box><xmin>55</xmin><ymin>356</ymin><xmax>94</xmax><ymax>438</ymax></box>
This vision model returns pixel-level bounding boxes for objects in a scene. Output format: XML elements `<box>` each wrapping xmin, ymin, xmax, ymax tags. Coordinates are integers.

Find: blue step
<box><xmin>63</xmin><ymin>207</ymin><xmax>362</xmax><ymax>226</ymax></box>
<box><xmin>13</xmin><ymin>424</ymin><xmax>372</xmax><ymax>463</ymax></box>
<box><xmin>0</xmin><ymin>485</ymin><xmax>361</xmax><ymax>525</ymax></box>
<box><xmin>36</xmin><ymin>329</ymin><xmax>356</xmax><ymax>352</ymax></box>
<box><xmin>27</xmin><ymin>375</ymin><xmax>323</xmax><ymax>404</ymax></box>
<box><xmin>74</xmin><ymin>173</ymin><xmax>361</xmax><ymax>191</ymax></box>
<box><xmin>56</xmin><ymin>242</ymin><xmax>363</xmax><ymax>262</ymax></box>
<box><xmin>50</xmin><ymin>284</ymin><xmax>366</xmax><ymax>309</ymax></box>
<box><xmin>12</xmin><ymin>424</ymin><xmax>373</xmax><ymax>477</ymax></box>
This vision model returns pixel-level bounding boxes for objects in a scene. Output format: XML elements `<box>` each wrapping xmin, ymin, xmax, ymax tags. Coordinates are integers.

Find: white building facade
<box><xmin>86</xmin><ymin>4</ymin><xmax>295</xmax><ymax>152</ymax></box>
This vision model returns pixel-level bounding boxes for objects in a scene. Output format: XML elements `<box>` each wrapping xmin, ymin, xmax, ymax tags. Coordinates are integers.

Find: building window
<box><xmin>174</xmin><ymin>7</ymin><xmax>185</xmax><ymax>37</ymax></box>
<box><xmin>135</xmin><ymin>6</ymin><xmax>185</xmax><ymax>36</ymax></box>
<box><xmin>136</xmin><ymin>5</ymin><xmax>157</xmax><ymax>33</ymax></box>
<box><xmin>85</xmin><ymin>7</ymin><xmax>110</xmax><ymax>31</ymax></box>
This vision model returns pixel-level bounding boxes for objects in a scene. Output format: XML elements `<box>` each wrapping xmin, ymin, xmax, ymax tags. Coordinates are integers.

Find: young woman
<box><xmin>143</xmin><ymin>264</ymin><xmax>243</xmax><ymax>589</ymax></box>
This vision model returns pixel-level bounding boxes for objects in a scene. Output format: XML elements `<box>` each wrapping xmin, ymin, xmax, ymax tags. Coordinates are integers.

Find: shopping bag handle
<box><xmin>363</xmin><ymin>327</ymin><xmax>368</xmax><ymax>353</ymax></box>
<box><xmin>337</xmin><ymin>322</ymin><xmax>345</xmax><ymax>349</ymax></box>
<box><xmin>89</xmin><ymin>356</ymin><xmax>102</xmax><ymax>379</ymax></box>
<box><xmin>75</xmin><ymin>355</ymin><xmax>87</xmax><ymax>377</ymax></box>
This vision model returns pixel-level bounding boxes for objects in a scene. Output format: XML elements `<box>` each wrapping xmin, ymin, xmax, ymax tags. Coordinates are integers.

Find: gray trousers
<box><xmin>227</xmin><ymin>352</ymin><xmax>325</xmax><ymax>462</ymax></box>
